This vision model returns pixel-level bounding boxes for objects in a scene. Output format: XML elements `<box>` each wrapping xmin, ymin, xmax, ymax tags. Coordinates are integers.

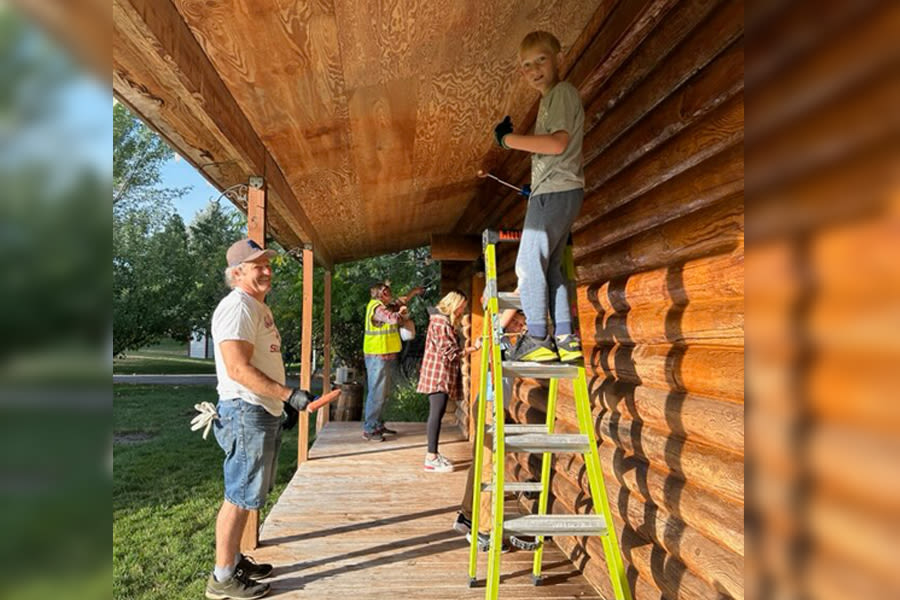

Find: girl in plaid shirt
<box><xmin>417</xmin><ymin>290</ymin><xmax>471</xmax><ymax>472</ymax></box>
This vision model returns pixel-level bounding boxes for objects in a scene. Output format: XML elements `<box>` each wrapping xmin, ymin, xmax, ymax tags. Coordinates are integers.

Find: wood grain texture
<box><xmin>251</xmin><ymin>422</ymin><xmax>604</xmax><ymax>599</ymax></box>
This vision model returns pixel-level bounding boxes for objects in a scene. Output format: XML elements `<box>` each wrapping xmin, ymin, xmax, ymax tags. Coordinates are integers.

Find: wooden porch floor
<box><xmin>253</xmin><ymin>422</ymin><xmax>604</xmax><ymax>599</ymax></box>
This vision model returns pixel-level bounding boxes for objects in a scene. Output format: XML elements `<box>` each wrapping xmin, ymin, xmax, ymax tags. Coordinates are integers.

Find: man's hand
<box><xmin>398</xmin><ymin>305</ymin><xmax>410</xmax><ymax>320</ymax></box>
<box><xmin>282</xmin><ymin>403</ymin><xmax>299</xmax><ymax>430</ymax></box>
<box><xmin>494</xmin><ymin>116</ymin><xmax>513</xmax><ymax>148</ymax></box>
<box><xmin>286</xmin><ymin>388</ymin><xmax>312</xmax><ymax>412</ymax></box>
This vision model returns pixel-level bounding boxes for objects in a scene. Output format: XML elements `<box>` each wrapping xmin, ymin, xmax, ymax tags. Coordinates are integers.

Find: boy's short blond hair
<box><xmin>519</xmin><ymin>30</ymin><xmax>561</xmax><ymax>57</ymax></box>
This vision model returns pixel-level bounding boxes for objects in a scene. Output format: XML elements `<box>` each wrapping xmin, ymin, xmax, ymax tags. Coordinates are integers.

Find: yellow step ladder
<box><xmin>467</xmin><ymin>228</ymin><xmax>632</xmax><ymax>600</ymax></box>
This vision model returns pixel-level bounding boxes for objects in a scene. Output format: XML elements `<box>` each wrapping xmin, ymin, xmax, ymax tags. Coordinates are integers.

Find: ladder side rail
<box><xmin>532</xmin><ymin>377</ymin><xmax>559</xmax><ymax>580</ymax></box>
<box><xmin>468</xmin><ymin>311</ymin><xmax>493</xmax><ymax>582</ymax></box>
<box><xmin>573</xmin><ymin>372</ymin><xmax>633</xmax><ymax>600</ymax></box>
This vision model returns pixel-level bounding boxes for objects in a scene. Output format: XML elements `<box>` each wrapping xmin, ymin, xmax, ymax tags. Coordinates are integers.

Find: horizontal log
<box><xmin>508</xmin><ymin>389</ymin><xmax>745</xmax><ymax>556</ymax></box>
<box><xmin>585</xmin><ymin>341</ymin><xmax>745</xmax><ymax>403</ymax></box>
<box><xmin>509</xmin><ymin>451</ymin><xmax>743</xmax><ymax>599</ymax></box>
<box><xmin>515</xmin><ymin>378</ymin><xmax>743</xmax><ymax>452</ymax></box>
<box><xmin>582</xmin><ymin>0</ymin><xmax>730</xmax><ymax>130</ymax></box>
<box><xmin>575</xmin><ymin>197</ymin><xmax>744</xmax><ymax>285</ymax></box>
<box><xmin>598</xmin><ymin>411</ymin><xmax>743</xmax><ymax>502</ymax></box>
<box><xmin>580</xmin><ymin>251</ymin><xmax>744</xmax><ymax>311</ymax></box>
<box><xmin>582</xmin><ymin>40</ymin><xmax>744</xmax><ymax>194</ymax></box>
<box><xmin>582</xmin><ymin>296</ymin><xmax>744</xmax><ymax>348</ymax></box>
<box><xmin>573</xmin><ymin>143</ymin><xmax>743</xmax><ymax>252</ymax></box>
<box><xmin>579</xmin><ymin>91</ymin><xmax>744</xmax><ymax>228</ymax></box>
<box><xmin>429</xmin><ymin>234</ymin><xmax>481</xmax><ymax>261</ymax></box>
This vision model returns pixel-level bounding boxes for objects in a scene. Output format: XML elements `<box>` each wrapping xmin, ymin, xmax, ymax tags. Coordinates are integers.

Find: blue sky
<box><xmin>159</xmin><ymin>154</ymin><xmax>224</xmax><ymax>223</ymax></box>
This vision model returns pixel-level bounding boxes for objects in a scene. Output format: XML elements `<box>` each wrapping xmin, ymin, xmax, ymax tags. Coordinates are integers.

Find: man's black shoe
<box><xmin>376</xmin><ymin>424</ymin><xmax>398</xmax><ymax>435</ymax></box>
<box><xmin>236</xmin><ymin>555</ymin><xmax>273</xmax><ymax>580</ymax></box>
<box><xmin>362</xmin><ymin>430</ymin><xmax>385</xmax><ymax>442</ymax></box>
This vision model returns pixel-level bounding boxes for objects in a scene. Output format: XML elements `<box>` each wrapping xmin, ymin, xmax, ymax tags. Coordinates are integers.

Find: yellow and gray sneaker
<box><xmin>508</xmin><ymin>333</ymin><xmax>559</xmax><ymax>363</ymax></box>
<box><xmin>555</xmin><ymin>334</ymin><xmax>583</xmax><ymax>362</ymax></box>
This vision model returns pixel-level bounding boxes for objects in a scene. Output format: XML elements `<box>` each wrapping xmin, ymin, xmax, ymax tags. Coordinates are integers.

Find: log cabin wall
<box><xmin>452</xmin><ymin>1</ymin><xmax>744</xmax><ymax>599</ymax></box>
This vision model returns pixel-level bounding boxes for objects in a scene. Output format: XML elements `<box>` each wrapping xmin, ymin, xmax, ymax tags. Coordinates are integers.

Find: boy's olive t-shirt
<box><xmin>531</xmin><ymin>81</ymin><xmax>585</xmax><ymax>196</ymax></box>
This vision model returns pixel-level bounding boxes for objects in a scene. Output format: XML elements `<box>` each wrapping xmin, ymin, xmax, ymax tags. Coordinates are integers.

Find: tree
<box><xmin>112</xmin><ymin>103</ymin><xmax>192</xmax><ymax>355</ymax></box>
<box><xmin>185</xmin><ymin>201</ymin><xmax>245</xmax><ymax>338</ymax></box>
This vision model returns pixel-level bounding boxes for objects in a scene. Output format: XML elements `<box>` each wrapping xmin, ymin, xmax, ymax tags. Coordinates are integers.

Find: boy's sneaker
<box><xmin>424</xmin><ymin>454</ymin><xmax>453</xmax><ymax>473</ymax></box>
<box><xmin>453</xmin><ymin>511</ymin><xmax>472</xmax><ymax>535</ymax></box>
<box><xmin>235</xmin><ymin>555</ymin><xmax>273</xmax><ymax>580</ymax></box>
<box><xmin>555</xmin><ymin>334</ymin><xmax>583</xmax><ymax>362</ymax></box>
<box><xmin>508</xmin><ymin>334</ymin><xmax>559</xmax><ymax>363</ymax></box>
<box><xmin>466</xmin><ymin>531</ymin><xmax>510</xmax><ymax>553</ymax></box>
<box><xmin>362</xmin><ymin>430</ymin><xmax>384</xmax><ymax>442</ymax></box>
<box><xmin>205</xmin><ymin>569</ymin><xmax>270</xmax><ymax>600</ymax></box>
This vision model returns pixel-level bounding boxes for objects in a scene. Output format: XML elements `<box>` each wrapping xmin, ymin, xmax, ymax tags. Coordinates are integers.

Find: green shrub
<box><xmin>384</xmin><ymin>374</ymin><xmax>429</xmax><ymax>422</ymax></box>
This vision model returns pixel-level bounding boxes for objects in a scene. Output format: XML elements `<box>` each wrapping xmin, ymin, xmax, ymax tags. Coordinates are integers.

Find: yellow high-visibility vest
<box><xmin>363</xmin><ymin>299</ymin><xmax>401</xmax><ymax>355</ymax></box>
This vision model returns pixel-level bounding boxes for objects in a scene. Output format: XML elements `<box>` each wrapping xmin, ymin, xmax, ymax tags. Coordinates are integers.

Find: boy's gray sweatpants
<box><xmin>515</xmin><ymin>188</ymin><xmax>584</xmax><ymax>337</ymax></box>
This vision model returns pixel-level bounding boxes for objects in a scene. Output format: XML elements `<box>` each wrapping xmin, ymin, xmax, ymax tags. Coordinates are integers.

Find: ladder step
<box><xmin>497</xmin><ymin>292</ymin><xmax>522</xmax><ymax>310</ymax></box>
<box><xmin>487</xmin><ymin>423</ymin><xmax>547</xmax><ymax>435</ymax></box>
<box><xmin>502</xmin><ymin>361</ymin><xmax>580</xmax><ymax>379</ymax></box>
<box><xmin>504</xmin><ymin>515</ymin><xmax>608</xmax><ymax>537</ymax></box>
<box><xmin>481</xmin><ymin>481</ymin><xmax>544</xmax><ymax>493</ymax></box>
<box><xmin>505</xmin><ymin>433</ymin><xmax>591</xmax><ymax>453</ymax></box>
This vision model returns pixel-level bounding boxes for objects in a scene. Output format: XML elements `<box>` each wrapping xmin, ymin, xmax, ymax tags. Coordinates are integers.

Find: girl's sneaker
<box><xmin>424</xmin><ymin>454</ymin><xmax>453</xmax><ymax>473</ymax></box>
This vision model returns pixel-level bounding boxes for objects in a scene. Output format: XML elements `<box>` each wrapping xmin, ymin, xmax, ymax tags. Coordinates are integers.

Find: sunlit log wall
<box><xmin>448</xmin><ymin>1</ymin><xmax>745</xmax><ymax>598</ymax></box>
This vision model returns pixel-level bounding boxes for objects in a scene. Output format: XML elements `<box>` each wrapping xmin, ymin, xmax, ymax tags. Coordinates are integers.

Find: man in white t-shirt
<box><xmin>205</xmin><ymin>238</ymin><xmax>339</xmax><ymax>600</ymax></box>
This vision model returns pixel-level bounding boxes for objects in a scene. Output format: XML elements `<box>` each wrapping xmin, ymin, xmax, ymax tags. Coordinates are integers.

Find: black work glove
<box><xmin>286</xmin><ymin>388</ymin><xmax>312</xmax><ymax>412</ymax></box>
<box><xmin>494</xmin><ymin>115</ymin><xmax>513</xmax><ymax>148</ymax></box>
<box><xmin>282</xmin><ymin>403</ymin><xmax>299</xmax><ymax>431</ymax></box>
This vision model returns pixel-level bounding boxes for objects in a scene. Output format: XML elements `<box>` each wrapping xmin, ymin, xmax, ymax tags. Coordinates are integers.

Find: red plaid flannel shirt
<box><xmin>416</xmin><ymin>312</ymin><xmax>461</xmax><ymax>399</ymax></box>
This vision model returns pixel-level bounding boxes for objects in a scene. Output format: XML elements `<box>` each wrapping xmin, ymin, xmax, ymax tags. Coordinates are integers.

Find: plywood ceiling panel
<box><xmin>153</xmin><ymin>0</ymin><xmax>604</xmax><ymax>262</ymax></box>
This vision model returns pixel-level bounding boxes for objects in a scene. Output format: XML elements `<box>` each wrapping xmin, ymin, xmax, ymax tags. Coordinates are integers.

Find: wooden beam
<box><xmin>316</xmin><ymin>270</ymin><xmax>332</xmax><ymax>432</ymax></box>
<box><xmin>240</xmin><ymin>179</ymin><xmax>267</xmax><ymax>553</ymax></box>
<box><xmin>298</xmin><ymin>247</ymin><xmax>314</xmax><ymax>464</ymax></box>
<box><xmin>113</xmin><ymin>0</ymin><xmax>333</xmax><ymax>268</ymax></box>
<box><xmin>429</xmin><ymin>234</ymin><xmax>482</xmax><ymax>262</ymax></box>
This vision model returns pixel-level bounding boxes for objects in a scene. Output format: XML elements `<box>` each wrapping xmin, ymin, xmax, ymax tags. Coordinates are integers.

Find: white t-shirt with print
<box><xmin>212</xmin><ymin>288</ymin><xmax>285</xmax><ymax>416</ymax></box>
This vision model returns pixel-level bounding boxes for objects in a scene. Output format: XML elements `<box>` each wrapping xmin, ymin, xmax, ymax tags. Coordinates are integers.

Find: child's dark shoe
<box><xmin>508</xmin><ymin>334</ymin><xmax>559</xmax><ymax>363</ymax></box>
<box><xmin>555</xmin><ymin>334</ymin><xmax>583</xmax><ymax>363</ymax></box>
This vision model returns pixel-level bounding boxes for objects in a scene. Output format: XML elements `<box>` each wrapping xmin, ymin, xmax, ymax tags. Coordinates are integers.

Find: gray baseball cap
<box><xmin>226</xmin><ymin>238</ymin><xmax>277</xmax><ymax>267</ymax></box>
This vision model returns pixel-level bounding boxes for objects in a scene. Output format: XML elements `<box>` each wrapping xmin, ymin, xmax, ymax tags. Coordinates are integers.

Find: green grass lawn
<box><xmin>114</xmin><ymin>339</ymin><xmax>215</xmax><ymax>375</ymax></box>
<box><xmin>113</xmin><ymin>384</ymin><xmax>310</xmax><ymax>599</ymax></box>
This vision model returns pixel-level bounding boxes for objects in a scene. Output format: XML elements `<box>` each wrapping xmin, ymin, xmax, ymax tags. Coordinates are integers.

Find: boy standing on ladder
<box><xmin>494</xmin><ymin>30</ymin><xmax>584</xmax><ymax>363</ymax></box>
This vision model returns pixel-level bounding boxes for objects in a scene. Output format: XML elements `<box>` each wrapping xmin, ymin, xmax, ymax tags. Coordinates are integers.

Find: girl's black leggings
<box><xmin>426</xmin><ymin>392</ymin><xmax>449</xmax><ymax>454</ymax></box>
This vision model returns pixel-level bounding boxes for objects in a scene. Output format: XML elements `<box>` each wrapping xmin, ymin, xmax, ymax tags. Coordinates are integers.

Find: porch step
<box><xmin>502</xmin><ymin>361</ymin><xmax>580</xmax><ymax>379</ymax></box>
<box><xmin>504</xmin><ymin>433</ymin><xmax>590</xmax><ymax>453</ymax></box>
<box><xmin>482</xmin><ymin>481</ymin><xmax>544</xmax><ymax>493</ymax></box>
<box><xmin>504</xmin><ymin>515</ymin><xmax>608</xmax><ymax>537</ymax></box>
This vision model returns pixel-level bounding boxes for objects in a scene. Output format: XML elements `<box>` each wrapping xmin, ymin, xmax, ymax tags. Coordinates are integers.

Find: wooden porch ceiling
<box><xmin>113</xmin><ymin>0</ymin><xmax>603</xmax><ymax>265</ymax></box>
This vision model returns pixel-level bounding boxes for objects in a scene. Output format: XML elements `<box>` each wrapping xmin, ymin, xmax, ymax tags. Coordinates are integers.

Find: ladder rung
<box><xmin>505</xmin><ymin>433</ymin><xmax>590</xmax><ymax>453</ymax></box>
<box><xmin>501</xmin><ymin>361</ymin><xmax>580</xmax><ymax>379</ymax></box>
<box><xmin>487</xmin><ymin>423</ymin><xmax>547</xmax><ymax>435</ymax></box>
<box><xmin>497</xmin><ymin>292</ymin><xmax>521</xmax><ymax>310</ymax></box>
<box><xmin>504</xmin><ymin>515</ymin><xmax>608</xmax><ymax>537</ymax></box>
<box><xmin>481</xmin><ymin>481</ymin><xmax>544</xmax><ymax>493</ymax></box>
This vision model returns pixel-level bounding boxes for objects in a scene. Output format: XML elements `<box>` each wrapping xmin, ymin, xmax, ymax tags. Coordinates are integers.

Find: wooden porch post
<box><xmin>298</xmin><ymin>246</ymin><xmax>314</xmax><ymax>464</ymax></box>
<box><xmin>316</xmin><ymin>270</ymin><xmax>332</xmax><ymax>432</ymax></box>
<box><xmin>241</xmin><ymin>177</ymin><xmax>266</xmax><ymax>552</ymax></box>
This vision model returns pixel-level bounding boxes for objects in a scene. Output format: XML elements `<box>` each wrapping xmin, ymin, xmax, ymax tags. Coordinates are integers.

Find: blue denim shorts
<box><xmin>214</xmin><ymin>398</ymin><xmax>283</xmax><ymax>510</ymax></box>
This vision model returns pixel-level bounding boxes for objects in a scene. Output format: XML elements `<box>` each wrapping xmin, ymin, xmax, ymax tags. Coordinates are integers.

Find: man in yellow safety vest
<box><xmin>362</xmin><ymin>281</ymin><xmax>423</xmax><ymax>441</ymax></box>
